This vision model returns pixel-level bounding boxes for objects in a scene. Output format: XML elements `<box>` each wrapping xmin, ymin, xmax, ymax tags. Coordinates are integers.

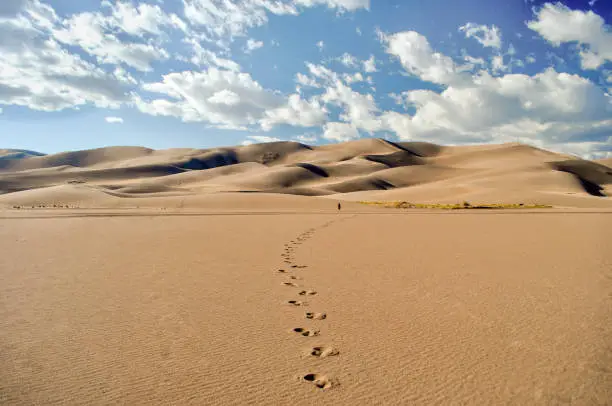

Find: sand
<box><xmin>1</xmin><ymin>140</ymin><xmax>611</xmax><ymax>403</ymax></box>
<box><xmin>1</xmin><ymin>140</ymin><xmax>611</xmax><ymax>209</ymax></box>
<box><xmin>1</xmin><ymin>205</ymin><xmax>611</xmax><ymax>405</ymax></box>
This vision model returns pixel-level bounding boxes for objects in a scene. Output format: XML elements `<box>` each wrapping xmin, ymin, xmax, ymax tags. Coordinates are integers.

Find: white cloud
<box><xmin>363</xmin><ymin>55</ymin><xmax>377</xmax><ymax>72</ymax></box>
<box><xmin>339</xmin><ymin>52</ymin><xmax>358</xmax><ymax>68</ymax></box>
<box><xmin>0</xmin><ymin>107</ymin><xmax>3</xmax><ymax>114</ymax></box>
<box><xmin>316</xmin><ymin>40</ymin><xmax>325</xmax><ymax>51</ymax></box>
<box><xmin>105</xmin><ymin>116</ymin><xmax>124</xmax><ymax>124</ymax></box>
<box><xmin>294</xmin><ymin>0</ymin><xmax>369</xmax><ymax>11</ymax></box>
<box><xmin>386</xmin><ymin>31</ymin><xmax>466</xmax><ymax>85</ymax></box>
<box><xmin>461</xmin><ymin>52</ymin><xmax>486</xmax><ymax>70</ymax></box>
<box><xmin>102</xmin><ymin>1</ymin><xmax>184</xmax><ymax>37</ymax></box>
<box><xmin>294</xmin><ymin>63</ymin><xmax>382</xmax><ymax>133</ymax></box>
<box><xmin>491</xmin><ymin>54</ymin><xmax>507</xmax><ymax>73</ymax></box>
<box><xmin>184</xmin><ymin>38</ymin><xmax>241</xmax><ymax>71</ymax></box>
<box><xmin>138</xmin><ymin>68</ymin><xmax>327</xmax><ymax>132</ymax></box>
<box><xmin>53</xmin><ymin>11</ymin><xmax>169</xmax><ymax>71</ymax></box>
<box><xmin>261</xmin><ymin>94</ymin><xmax>328</xmax><ymax>130</ymax></box>
<box><xmin>381</xmin><ymin>68</ymin><xmax>612</xmax><ymax>150</ymax></box>
<box><xmin>182</xmin><ymin>0</ymin><xmax>367</xmax><ymax>49</ymax></box>
<box><xmin>242</xmin><ymin>135</ymin><xmax>282</xmax><ymax>145</ymax></box>
<box><xmin>459</xmin><ymin>23</ymin><xmax>502</xmax><ymax>49</ymax></box>
<box><xmin>0</xmin><ymin>8</ymin><xmax>131</xmax><ymax>112</ymax></box>
<box><xmin>294</xmin><ymin>132</ymin><xmax>318</xmax><ymax>143</ymax></box>
<box><xmin>207</xmin><ymin>89</ymin><xmax>241</xmax><ymax>105</ymax></box>
<box><xmin>182</xmin><ymin>0</ymin><xmax>294</xmax><ymax>44</ymax></box>
<box><xmin>137</xmin><ymin>68</ymin><xmax>281</xmax><ymax>129</ymax></box>
<box><xmin>323</xmin><ymin>122</ymin><xmax>360</xmax><ymax>141</ymax></box>
<box><xmin>525</xmin><ymin>54</ymin><xmax>536</xmax><ymax>64</ymax></box>
<box><xmin>527</xmin><ymin>3</ymin><xmax>612</xmax><ymax>70</ymax></box>
<box><xmin>245</xmin><ymin>38</ymin><xmax>264</xmax><ymax>53</ymax></box>
<box><xmin>344</xmin><ymin>72</ymin><xmax>364</xmax><ymax>84</ymax></box>
<box><xmin>296</xmin><ymin>72</ymin><xmax>320</xmax><ymax>88</ymax></box>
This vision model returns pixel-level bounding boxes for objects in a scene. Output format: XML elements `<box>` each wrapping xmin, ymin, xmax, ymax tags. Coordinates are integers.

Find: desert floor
<box><xmin>1</xmin><ymin>206</ymin><xmax>611</xmax><ymax>405</ymax></box>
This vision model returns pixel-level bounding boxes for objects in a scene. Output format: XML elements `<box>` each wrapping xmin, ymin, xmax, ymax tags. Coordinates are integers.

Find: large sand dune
<box><xmin>0</xmin><ymin>140</ymin><xmax>611</xmax><ymax>208</ymax></box>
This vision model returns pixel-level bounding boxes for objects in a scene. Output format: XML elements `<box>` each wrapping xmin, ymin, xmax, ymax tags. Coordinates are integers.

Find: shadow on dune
<box><xmin>294</xmin><ymin>163</ymin><xmax>329</xmax><ymax>178</ymax></box>
<box><xmin>551</xmin><ymin>160</ymin><xmax>611</xmax><ymax>197</ymax></box>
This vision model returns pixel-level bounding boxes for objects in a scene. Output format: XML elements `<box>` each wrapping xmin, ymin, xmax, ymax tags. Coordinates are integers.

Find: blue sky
<box><xmin>0</xmin><ymin>0</ymin><xmax>610</xmax><ymax>158</ymax></box>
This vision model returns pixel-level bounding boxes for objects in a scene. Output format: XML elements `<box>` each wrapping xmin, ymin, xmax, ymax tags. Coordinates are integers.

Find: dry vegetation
<box><xmin>359</xmin><ymin>201</ymin><xmax>554</xmax><ymax>209</ymax></box>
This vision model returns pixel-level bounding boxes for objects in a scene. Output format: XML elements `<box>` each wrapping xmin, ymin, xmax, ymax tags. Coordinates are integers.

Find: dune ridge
<box><xmin>0</xmin><ymin>140</ymin><xmax>611</xmax><ymax>208</ymax></box>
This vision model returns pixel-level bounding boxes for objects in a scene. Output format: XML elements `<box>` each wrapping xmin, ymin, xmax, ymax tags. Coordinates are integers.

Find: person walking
<box><xmin>337</xmin><ymin>202</ymin><xmax>341</xmax><ymax>211</ymax></box>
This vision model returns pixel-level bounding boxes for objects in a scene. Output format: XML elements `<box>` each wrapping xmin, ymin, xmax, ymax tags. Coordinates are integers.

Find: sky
<box><xmin>0</xmin><ymin>0</ymin><xmax>611</xmax><ymax>158</ymax></box>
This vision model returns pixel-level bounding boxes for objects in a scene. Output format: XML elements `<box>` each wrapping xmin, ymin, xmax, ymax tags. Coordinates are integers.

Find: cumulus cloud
<box><xmin>137</xmin><ymin>68</ymin><xmax>327</xmax><ymax>131</ymax></box>
<box><xmin>294</xmin><ymin>133</ymin><xmax>319</xmax><ymax>143</ymax></box>
<box><xmin>242</xmin><ymin>135</ymin><xmax>282</xmax><ymax>145</ymax></box>
<box><xmin>297</xmin><ymin>62</ymin><xmax>382</xmax><ymax>133</ymax></box>
<box><xmin>339</xmin><ymin>52</ymin><xmax>359</xmax><ymax>68</ymax></box>
<box><xmin>53</xmin><ymin>12</ymin><xmax>169</xmax><ymax>72</ymax></box>
<box><xmin>182</xmin><ymin>0</ymin><xmax>367</xmax><ymax>49</ymax></box>
<box><xmin>459</xmin><ymin>23</ymin><xmax>502</xmax><ymax>49</ymax></box>
<box><xmin>184</xmin><ymin>38</ymin><xmax>241</xmax><ymax>71</ymax></box>
<box><xmin>136</xmin><ymin>68</ymin><xmax>281</xmax><ymax>129</ymax></box>
<box><xmin>102</xmin><ymin>0</ymin><xmax>185</xmax><ymax>37</ymax></box>
<box><xmin>381</xmin><ymin>67</ymin><xmax>612</xmax><ymax>154</ymax></box>
<box><xmin>105</xmin><ymin>116</ymin><xmax>124</xmax><ymax>124</ymax></box>
<box><xmin>527</xmin><ymin>3</ymin><xmax>612</xmax><ymax>70</ymax></box>
<box><xmin>295</xmin><ymin>0</ymin><xmax>369</xmax><ymax>11</ymax></box>
<box><xmin>261</xmin><ymin>94</ymin><xmax>328</xmax><ymax>130</ymax></box>
<box><xmin>323</xmin><ymin>122</ymin><xmax>360</xmax><ymax>141</ymax></box>
<box><xmin>0</xmin><ymin>7</ymin><xmax>131</xmax><ymax>112</ymax></box>
<box><xmin>363</xmin><ymin>55</ymin><xmax>377</xmax><ymax>72</ymax></box>
<box><xmin>245</xmin><ymin>38</ymin><xmax>264</xmax><ymax>53</ymax></box>
<box><xmin>182</xmin><ymin>0</ymin><xmax>293</xmax><ymax>43</ymax></box>
<box><xmin>316</xmin><ymin>40</ymin><xmax>325</xmax><ymax>51</ymax></box>
<box><xmin>386</xmin><ymin>31</ymin><xmax>466</xmax><ymax>85</ymax></box>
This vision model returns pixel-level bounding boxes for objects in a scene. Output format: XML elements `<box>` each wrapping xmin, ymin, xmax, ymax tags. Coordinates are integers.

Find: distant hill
<box><xmin>0</xmin><ymin>149</ymin><xmax>46</xmax><ymax>160</ymax></box>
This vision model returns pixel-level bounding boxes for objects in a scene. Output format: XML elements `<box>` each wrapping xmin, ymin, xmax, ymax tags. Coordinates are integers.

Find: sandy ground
<box><xmin>1</xmin><ymin>207</ymin><xmax>611</xmax><ymax>405</ymax></box>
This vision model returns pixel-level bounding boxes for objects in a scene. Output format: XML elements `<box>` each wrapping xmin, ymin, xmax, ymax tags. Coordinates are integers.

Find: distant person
<box><xmin>337</xmin><ymin>202</ymin><xmax>341</xmax><ymax>211</ymax></box>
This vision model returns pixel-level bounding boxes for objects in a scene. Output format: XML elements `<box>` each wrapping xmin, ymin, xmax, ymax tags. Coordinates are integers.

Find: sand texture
<box><xmin>1</xmin><ymin>208</ymin><xmax>611</xmax><ymax>405</ymax></box>
<box><xmin>1</xmin><ymin>140</ymin><xmax>611</xmax><ymax>209</ymax></box>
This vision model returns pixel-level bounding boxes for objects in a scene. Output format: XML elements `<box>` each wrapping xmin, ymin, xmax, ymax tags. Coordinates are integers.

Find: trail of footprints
<box><xmin>276</xmin><ymin>219</ymin><xmax>346</xmax><ymax>391</ymax></box>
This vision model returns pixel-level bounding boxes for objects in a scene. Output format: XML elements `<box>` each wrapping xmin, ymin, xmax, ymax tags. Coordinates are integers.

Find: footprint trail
<box><xmin>272</xmin><ymin>215</ymin><xmax>355</xmax><ymax>390</ymax></box>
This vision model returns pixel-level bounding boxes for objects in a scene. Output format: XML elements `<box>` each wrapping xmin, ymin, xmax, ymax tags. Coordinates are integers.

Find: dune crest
<box><xmin>0</xmin><ymin>141</ymin><xmax>610</xmax><ymax>208</ymax></box>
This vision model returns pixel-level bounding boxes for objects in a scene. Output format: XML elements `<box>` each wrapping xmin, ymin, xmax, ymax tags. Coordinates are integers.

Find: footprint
<box><xmin>277</xmin><ymin>269</ymin><xmax>287</xmax><ymax>273</ymax></box>
<box><xmin>289</xmin><ymin>275</ymin><xmax>301</xmax><ymax>280</ymax></box>
<box><xmin>305</xmin><ymin>312</ymin><xmax>326</xmax><ymax>320</ymax></box>
<box><xmin>299</xmin><ymin>290</ymin><xmax>317</xmax><ymax>296</ymax></box>
<box><xmin>283</xmin><ymin>282</ymin><xmax>299</xmax><ymax>287</ymax></box>
<box><xmin>288</xmin><ymin>300</ymin><xmax>307</xmax><ymax>306</ymax></box>
<box><xmin>310</xmin><ymin>346</ymin><xmax>339</xmax><ymax>358</ymax></box>
<box><xmin>302</xmin><ymin>374</ymin><xmax>334</xmax><ymax>389</ymax></box>
<box><xmin>292</xmin><ymin>328</ymin><xmax>319</xmax><ymax>337</ymax></box>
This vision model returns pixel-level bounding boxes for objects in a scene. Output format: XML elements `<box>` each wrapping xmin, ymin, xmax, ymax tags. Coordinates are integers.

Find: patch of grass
<box><xmin>359</xmin><ymin>201</ymin><xmax>553</xmax><ymax>210</ymax></box>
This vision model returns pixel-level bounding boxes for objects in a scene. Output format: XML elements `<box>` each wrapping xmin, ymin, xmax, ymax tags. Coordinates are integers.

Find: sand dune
<box><xmin>0</xmin><ymin>140</ymin><xmax>611</xmax><ymax>208</ymax></box>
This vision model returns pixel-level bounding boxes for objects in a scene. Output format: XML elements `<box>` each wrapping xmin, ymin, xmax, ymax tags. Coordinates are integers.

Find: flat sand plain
<box><xmin>1</xmin><ymin>207</ymin><xmax>611</xmax><ymax>405</ymax></box>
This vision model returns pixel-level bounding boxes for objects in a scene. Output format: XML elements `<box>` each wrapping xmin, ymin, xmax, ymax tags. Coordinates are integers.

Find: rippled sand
<box><xmin>1</xmin><ymin>208</ymin><xmax>611</xmax><ymax>404</ymax></box>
